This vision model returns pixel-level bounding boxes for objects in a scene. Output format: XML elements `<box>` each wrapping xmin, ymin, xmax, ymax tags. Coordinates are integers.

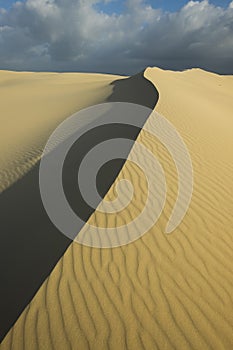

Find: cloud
<box><xmin>0</xmin><ymin>0</ymin><xmax>232</xmax><ymax>74</ymax></box>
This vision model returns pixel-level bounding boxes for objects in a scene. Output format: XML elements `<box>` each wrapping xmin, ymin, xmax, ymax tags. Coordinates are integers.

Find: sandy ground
<box><xmin>1</xmin><ymin>67</ymin><xmax>233</xmax><ymax>349</ymax></box>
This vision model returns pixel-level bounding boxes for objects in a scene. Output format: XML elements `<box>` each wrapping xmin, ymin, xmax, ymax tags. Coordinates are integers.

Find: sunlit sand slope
<box><xmin>2</xmin><ymin>68</ymin><xmax>233</xmax><ymax>349</ymax></box>
<box><xmin>0</xmin><ymin>71</ymin><xmax>121</xmax><ymax>192</ymax></box>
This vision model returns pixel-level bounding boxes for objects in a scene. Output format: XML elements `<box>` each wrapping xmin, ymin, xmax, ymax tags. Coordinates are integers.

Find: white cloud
<box><xmin>0</xmin><ymin>0</ymin><xmax>232</xmax><ymax>74</ymax></box>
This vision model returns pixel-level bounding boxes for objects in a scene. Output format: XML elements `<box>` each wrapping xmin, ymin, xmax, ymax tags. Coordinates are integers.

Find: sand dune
<box><xmin>0</xmin><ymin>70</ymin><xmax>157</xmax><ymax>342</ymax></box>
<box><xmin>1</xmin><ymin>67</ymin><xmax>233</xmax><ymax>349</ymax></box>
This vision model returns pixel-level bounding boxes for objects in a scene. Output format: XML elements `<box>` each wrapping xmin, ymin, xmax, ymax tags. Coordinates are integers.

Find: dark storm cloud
<box><xmin>0</xmin><ymin>0</ymin><xmax>232</xmax><ymax>74</ymax></box>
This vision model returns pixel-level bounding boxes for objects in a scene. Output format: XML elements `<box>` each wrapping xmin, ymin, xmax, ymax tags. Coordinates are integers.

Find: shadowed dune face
<box><xmin>0</xmin><ymin>70</ymin><xmax>158</xmax><ymax>341</ymax></box>
<box><xmin>63</xmin><ymin>71</ymin><xmax>158</xmax><ymax>225</ymax></box>
<box><xmin>1</xmin><ymin>67</ymin><xmax>233</xmax><ymax>350</ymax></box>
<box><xmin>108</xmin><ymin>71</ymin><xmax>159</xmax><ymax>109</ymax></box>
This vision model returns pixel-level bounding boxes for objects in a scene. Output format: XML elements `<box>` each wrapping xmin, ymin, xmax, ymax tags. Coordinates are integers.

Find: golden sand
<box><xmin>1</xmin><ymin>68</ymin><xmax>233</xmax><ymax>349</ymax></box>
<box><xmin>0</xmin><ymin>70</ymin><xmax>120</xmax><ymax>192</ymax></box>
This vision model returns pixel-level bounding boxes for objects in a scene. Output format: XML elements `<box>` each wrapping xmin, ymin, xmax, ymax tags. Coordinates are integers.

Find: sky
<box><xmin>95</xmin><ymin>0</ymin><xmax>232</xmax><ymax>13</ymax></box>
<box><xmin>1</xmin><ymin>0</ymin><xmax>232</xmax><ymax>11</ymax></box>
<box><xmin>0</xmin><ymin>0</ymin><xmax>233</xmax><ymax>74</ymax></box>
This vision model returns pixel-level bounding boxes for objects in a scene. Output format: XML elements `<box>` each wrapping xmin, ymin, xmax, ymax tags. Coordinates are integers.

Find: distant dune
<box><xmin>1</xmin><ymin>67</ymin><xmax>233</xmax><ymax>349</ymax></box>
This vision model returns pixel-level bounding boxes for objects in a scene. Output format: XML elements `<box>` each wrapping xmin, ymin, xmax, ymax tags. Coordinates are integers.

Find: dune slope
<box><xmin>0</xmin><ymin>70</ymin><xmax>158</xmax><ymax>342</ymax></box>
<box><xmin>0</xmin><ymin>71</ymin><xmax>122</xmax><ymax>192</ymax></box>
<box><xmin>1</xmin><ymin>67</ymin><xmax>233</xmax><ymax>349</ymax></box>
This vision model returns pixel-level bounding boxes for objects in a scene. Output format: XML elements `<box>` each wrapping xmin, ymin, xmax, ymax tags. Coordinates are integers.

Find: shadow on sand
<box><xmin>107</xmin><ymin>71</ymin><xmax>158</xmax><ymax>108</ymax></box>
<box><xmin>0</xmin><ymin>70</ymin><xmax>159</xmax><ymax>341</ymax></box>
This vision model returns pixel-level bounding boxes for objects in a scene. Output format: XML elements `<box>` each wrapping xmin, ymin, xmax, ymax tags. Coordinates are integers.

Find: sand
<box><xmin>0</xmin><ymin>70</ymin><xmax>157</xmax><ymax>342</ymax></box>
<box><xmin>1</xmin><ymin>67</ymin><xmax>233</xmax><ymax>349</ymax></box>
<box><xmin>0</xmin><ymin>70</ymin><xmax>121</xmax><ymax>193</ymax></box>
